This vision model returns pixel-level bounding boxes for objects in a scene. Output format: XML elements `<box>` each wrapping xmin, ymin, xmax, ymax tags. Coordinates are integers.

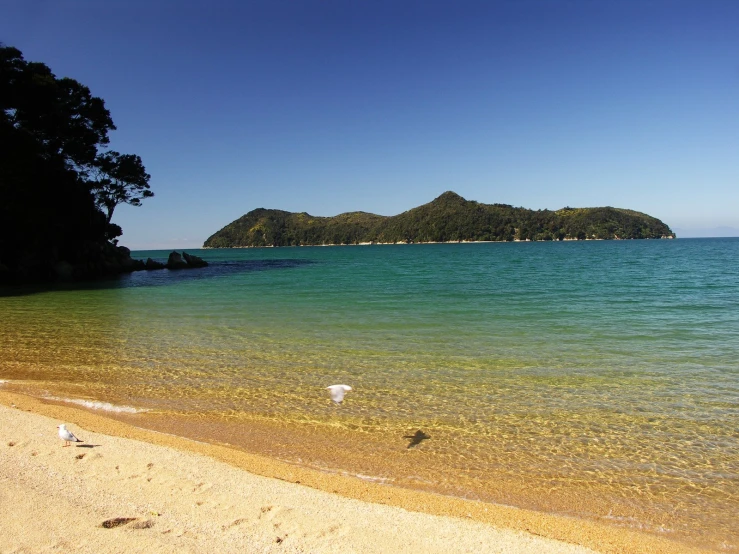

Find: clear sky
<box><xmin>3</xmin><ymin>0</ymin><xmax>738</xmax><ymax>248</ymax></box>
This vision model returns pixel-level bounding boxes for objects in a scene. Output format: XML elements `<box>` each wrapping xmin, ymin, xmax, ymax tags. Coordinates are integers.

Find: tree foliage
<box><xmin>91</xmin><ymin>150</ymin><xmax>153</xmax><ymax>223</ymax></box>
<box><xmin>1</xmin><ymin>46</ymin><xmax>115</xmax><ymax>168</ymax></box>
<box><xmin>204</xmin><ymin>192</ymin><xmax>676</xmax><ymax>248</ymax></box>
<box><xmin>0</xmin><ymin>45</ymin><xmax>152</xmax><ymax>283</ymax></box>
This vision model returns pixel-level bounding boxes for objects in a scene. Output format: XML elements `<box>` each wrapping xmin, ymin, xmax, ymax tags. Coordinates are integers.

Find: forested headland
<box><xmin>204</xmin><ymin>191</ymin><xmax>675</xmax><ymax>248</ymax></box>
<box><xmin>0</xmin><ymin>45</ymin><xmax>153</xmax><ymax>284</ymax></box>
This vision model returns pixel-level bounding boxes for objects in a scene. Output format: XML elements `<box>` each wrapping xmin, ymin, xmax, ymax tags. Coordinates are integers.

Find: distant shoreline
<box><xmin>201</xmin><ymin>236</ymin><xmax>676</xmax><ymax>249</ymax></box>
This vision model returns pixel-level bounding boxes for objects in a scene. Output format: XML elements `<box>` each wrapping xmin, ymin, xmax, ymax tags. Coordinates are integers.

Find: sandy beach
<box><xmin>0</xmin><ymin>390</ymin><xmax>709</xmax><ymax>554</ymax></box>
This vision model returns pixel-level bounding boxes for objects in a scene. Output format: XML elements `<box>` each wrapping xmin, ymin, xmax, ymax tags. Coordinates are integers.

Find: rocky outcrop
<box><xmin>111</xmin><ymin>246</ymin><xmax>146</xmax><ymax>273</ymax></box>
<box><xmin>166</xmin><ymin>251</ymin><xmax>188</xmax><ymax>269</ymax></box>
<box><xmin>0</xmin><ymin>243</ymin><xmax>149</xmax><ymax>285</ymax></box>
<box><xmin>182</xmin><ymin>252</ymin><xmax>207</xmax><ymax>268</ymax></box>
<box><xmin>0</xmin><ymin>246</ymin><xmax>208</xmax><ymax>285</ymax></box>
<box><xmin>158</xmin><ymin>251</ymin><xmax>209</xmax><ymax>270</ymax></box>
<box><xmin>145</xmin><ymin>258</ymin><xmax>165</xmax><ymax>270</ymax></box>
<box><xmin>163</xmin><ymin>251</ymin><xmax>208</xmax><ymax>270</ymax></box>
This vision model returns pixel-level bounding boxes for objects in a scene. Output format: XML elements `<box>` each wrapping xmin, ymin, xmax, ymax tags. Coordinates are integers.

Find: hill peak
<box><xmin>431</xmin><ymin>191</ymin><xmax>468</xmax><ymax>204</ymax></box>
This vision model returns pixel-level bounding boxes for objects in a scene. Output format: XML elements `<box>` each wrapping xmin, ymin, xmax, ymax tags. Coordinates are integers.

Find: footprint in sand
<box><xmin>318</xmin><ymin>524</ymin><xmax>343</xmax><ymax>538</ymax></box>
<box><xmin>221</xmin><ymin>518</ymin><xmax>248</xmax><ymax>531</ymax></box>
<box><xmin>192</xmin><ymin>481</ymin><xmax>213</xmax><ymax>493</ymax></box>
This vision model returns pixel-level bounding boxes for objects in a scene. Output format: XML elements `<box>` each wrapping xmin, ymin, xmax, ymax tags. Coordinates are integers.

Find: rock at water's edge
<box><xmin>166</xmin><ymin>251</ymin><xmax>188</xmax><ymax>270</ymax></box>
<box><xmin>182</xmin><ymin>252</ymin><xmax>208</xmax><ymax>268</ymax></box>
<box><xmin>145</xmin><ymin>258</ymin><xmax>166</xmax><ymax>270</ymax></box>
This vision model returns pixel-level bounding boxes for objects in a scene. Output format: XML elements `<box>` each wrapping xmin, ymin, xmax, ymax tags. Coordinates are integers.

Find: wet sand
<box><xmin>0</xmin><ymin>390</ymin><xmax>708</xmax><ymax>553</ymax></box>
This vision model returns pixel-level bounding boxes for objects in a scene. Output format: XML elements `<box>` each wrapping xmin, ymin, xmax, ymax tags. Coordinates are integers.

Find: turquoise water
<box><xmin>1</xmin><ymin>239</ymin><xmax>738</xmax><ymax>549</ymax></box>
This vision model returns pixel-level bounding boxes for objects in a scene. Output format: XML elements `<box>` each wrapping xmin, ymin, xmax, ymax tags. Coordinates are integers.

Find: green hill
<box><xmin>203</xmin><ymin>192</ymin><xmax>675</xmax><ymax>247</ymax></box>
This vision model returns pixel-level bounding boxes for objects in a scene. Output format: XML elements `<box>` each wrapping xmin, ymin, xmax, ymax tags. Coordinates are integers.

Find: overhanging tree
<box><xmin>1</xmin><ymin>46</ymin><xmax>115</xmax><ymax>169</ymax></box>
<box><xmin>0</xmin><ymin>44</ymin><xmax>153</xmax><ymax>283</ymax></box>
<box><xmin>91</xmin><ymin>150</ymin><xmax>153</xmax><ymax>223</ymax></box>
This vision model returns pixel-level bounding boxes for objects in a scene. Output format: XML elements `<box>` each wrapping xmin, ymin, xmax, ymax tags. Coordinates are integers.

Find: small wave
<box><xmin>351</xmin><ymin>472</ymin><xmax>394</xmax><ymax>484</ymax></box>
<box><xmin>602</xmin><ymin>513</ymin><xmax>676</xmax><ymax>535</ymax></box>
<box><xmin>283</xmin><ymin>459</ymin><xmax>394</xmax><ymax>484</ymax></box>
<box><xmin>46</xmin><ymin>397</ymin><xmax>148</xmax><ymax>414</ymax></box>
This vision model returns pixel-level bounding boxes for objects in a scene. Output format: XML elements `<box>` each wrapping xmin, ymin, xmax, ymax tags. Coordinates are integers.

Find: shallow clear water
<box><xmin>1</xmin><ymin>239</ymin><xmax>737</xmax><ymax>550</ymax></box>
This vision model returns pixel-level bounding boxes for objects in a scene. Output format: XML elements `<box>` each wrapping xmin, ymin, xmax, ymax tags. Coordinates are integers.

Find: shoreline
<box><xmin>1</xmin><ymin>390</ymin><xmax>706</xmax><ymax>553</ymax></box>
<box><xmin>199</xmin><ymin>236</ymin><xmax>675</xmax><ymax>249</ymax></box>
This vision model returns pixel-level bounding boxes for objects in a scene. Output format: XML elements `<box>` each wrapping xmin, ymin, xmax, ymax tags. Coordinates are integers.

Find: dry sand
<box><xmin>0</xmin><ymin>391</ymin><xmax>707</xmax><ymax>553</ymax></box>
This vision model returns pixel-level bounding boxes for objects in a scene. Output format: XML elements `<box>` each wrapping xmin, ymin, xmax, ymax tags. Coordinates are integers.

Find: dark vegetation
<box><xmin>0</xmin><ymin>45</ymin><xmax>153</xmax><ymax>284</ymax></box>
<box><xmin>204</xmin><ymin>192</ymin><xmax>675</xmax><ymax>248</ymax></box>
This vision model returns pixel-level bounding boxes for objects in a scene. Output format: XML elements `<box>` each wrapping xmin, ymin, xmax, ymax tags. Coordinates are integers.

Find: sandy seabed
<box><xmin>0</xmin><ymin>391</ymin><xmax>707</xmax><ymax>554</ymax></box>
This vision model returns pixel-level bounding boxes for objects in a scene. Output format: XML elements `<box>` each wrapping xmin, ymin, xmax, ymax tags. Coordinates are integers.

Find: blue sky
<box><xmin>3</xmin><ymin>0</ymin><xmax>738</xmax><ymax>248</ymax></box>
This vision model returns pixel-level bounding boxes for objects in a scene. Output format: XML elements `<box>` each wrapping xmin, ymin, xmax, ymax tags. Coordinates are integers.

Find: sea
<box><xmin>1</xmin><ymin>238</ymin><xmax>737</xmax><ymax>551</ymax></box>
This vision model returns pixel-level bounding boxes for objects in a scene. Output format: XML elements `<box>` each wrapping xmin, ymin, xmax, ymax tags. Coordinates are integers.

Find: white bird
<box><xmin>57</xmin><ymin>424</ymin><xmax>83</xmax><ymax>447</ymax></box>
<box><xmin>326</xmin><ymin>384</ymin><xmax>352</xmax><ymax>404</ymax></box>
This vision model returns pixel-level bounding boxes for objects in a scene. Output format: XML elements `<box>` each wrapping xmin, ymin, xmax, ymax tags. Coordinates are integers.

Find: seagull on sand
<box><xmin>57</xmin><ymin>424</ymin><xmax>83</xmax><ymax>447</ymax></box>
<box><xmin>326</xmin><ymin>384</ymin><xmax>352</xmax><ymax>405</ymax></box>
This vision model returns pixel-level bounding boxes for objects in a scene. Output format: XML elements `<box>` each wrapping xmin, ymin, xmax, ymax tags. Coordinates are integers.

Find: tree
<box><xmin>1</xmin><ymin>46</ymin><xmax>115</xmax><ymax>169</ymax></box>
<box><xmin>0</xmin><ymin>44</ymin><xmax>152</xmax><ymax>283</ymax></box>
<box><xmin>1</xmin><ymin>45</ymin><xmax>152</xmax><ymax>223</ymax></box>
<box><xmin>91</xmin><ymin>150</ymin><xmax>153</xmax><ymax>223</ymax></box>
